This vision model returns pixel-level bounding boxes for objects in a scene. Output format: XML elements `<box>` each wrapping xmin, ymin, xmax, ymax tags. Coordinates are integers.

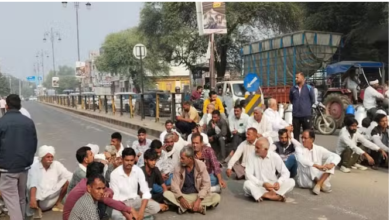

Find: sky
<box><xmin>0</xmin><ymin>2</ymin><xmax>144</xmax><ymax>80</ymax></box>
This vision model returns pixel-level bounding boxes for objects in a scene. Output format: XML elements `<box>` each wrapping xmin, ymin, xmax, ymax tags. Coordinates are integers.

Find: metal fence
<box><xmin>40</xmin><ymin>92</ymin><xmax>190</xmax><ymax>122</ymax></box>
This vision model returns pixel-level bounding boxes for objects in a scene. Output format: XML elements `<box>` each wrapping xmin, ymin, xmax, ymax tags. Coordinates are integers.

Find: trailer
<box><xmin>241</xmin><ymin>30</ymin><xmax>343</xmax><ymax>104</ymax></box>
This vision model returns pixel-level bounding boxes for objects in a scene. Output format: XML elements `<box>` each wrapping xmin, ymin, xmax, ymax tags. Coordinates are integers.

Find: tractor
<box><xmin>321</xmin><ymin>61</ymin><xmax>387</xmax><ymax>128</ymax></box>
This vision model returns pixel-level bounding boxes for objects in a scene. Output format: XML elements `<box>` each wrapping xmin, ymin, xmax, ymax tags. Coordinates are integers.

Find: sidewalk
<box><xmin>40</xmin><ymin>101</ymin><xmax>169</xmax><ymax>137</ymax></box>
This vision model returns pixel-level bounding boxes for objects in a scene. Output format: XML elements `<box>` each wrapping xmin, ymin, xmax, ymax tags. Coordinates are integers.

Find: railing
<box><xmin>39</xmin><ymin>92</ymin><xmax>191</xmax><ymax>122</ymax></box>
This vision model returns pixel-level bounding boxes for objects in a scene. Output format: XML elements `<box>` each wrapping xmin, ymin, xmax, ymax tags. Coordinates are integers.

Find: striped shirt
<box><xmin>69</xmin><ymin>193</ymin><xmax>99</xmax><ymax>220</ymax></box>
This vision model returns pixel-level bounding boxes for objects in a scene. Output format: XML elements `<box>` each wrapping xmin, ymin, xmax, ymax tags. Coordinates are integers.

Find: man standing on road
<box><xmin>0</xmin><ymin>97</ymin><xmax>6</xmax><ymax>116</ymax></box>
<box><xmin>289</xmin><ymin>72</ymin><xmax>315</xmax><ymax>140</ymax></box>
<box><xmin>0</xmin><ymin>94</ymin><xmax>37</xmax><ymax>220</ymax></box>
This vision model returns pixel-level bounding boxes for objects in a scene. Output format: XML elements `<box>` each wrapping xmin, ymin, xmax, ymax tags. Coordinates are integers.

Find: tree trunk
<box><xmin>215</xmin><ymin>39</ymin><xmax>229</xmax><ymax>80</ymax></box>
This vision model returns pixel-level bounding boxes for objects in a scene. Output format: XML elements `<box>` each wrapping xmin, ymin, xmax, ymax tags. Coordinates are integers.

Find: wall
<box><xmin>154</xmin><ymin>76</ymin><xmax>191</xmax><ymax>92</ymax></box>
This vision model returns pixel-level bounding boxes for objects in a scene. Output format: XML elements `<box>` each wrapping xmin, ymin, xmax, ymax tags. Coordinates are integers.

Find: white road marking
<box><xmin>86</xmin><ymin>125</ymin><xmax>103</xmax><ymax>132</ymax></box>
<box><xmin>326</xmin><ymin>204</ymin><xmax>369</xmax><ymax>220</ymax></box>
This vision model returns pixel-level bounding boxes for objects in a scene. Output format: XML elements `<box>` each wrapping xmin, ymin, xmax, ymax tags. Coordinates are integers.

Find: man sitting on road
<box><xmin>104</xmin><ymin>145</ymin><xmax>121</xmax><ymax>186</ymax></box>
<box><xmin>192</xmin><ymin>133</ymin><xmax>226</xmax><ymax>193</ymax></box>
<box><xmin>27</xmin><ymin>145</ymin><xmax>73</xmax><ymax>218</ymax></box>
<box><xmin>370</xmin><ymin>113</ymin><xmax>389</xmax><ymax>169</ymax></box>
<box><xmin>111</xmin><ymin>132</ymin><xmax>125</xmax><ymax>157</ymax></box>
<box><xmin>293</xmin><ymin>130</ymin><xmax>341</xmax><ymax>195</ymax></box>
<box><xmin>130</xmin><ymin>128</ymin><xmax>152</xmax><ymax>167</ymax></box>
<box><xmin>163</xmin><ymin>146</ymin><xmax>221</xmax><ymax>215</ymax></box>
<box><xmin>264</xmin><ymin>98</ymin><xmax>293</xmax><ymax>141</ymax></box>
<box><xmin>110</xmin><ymin>148</ymin><xmax>160</xmax><ymax>220</ymax></box>
<box><xmin>336</xmin><ymin>117</ymin><xmax>387</xmax><ymax>173</ymax></box>
<box><xmin>207</xmin><ymin>110</ymin><xmax>230</xmax><ymax>160</ymax></box>
<box><xmin>226</xmin><ymin>128</ymin><xmax>258</xmax><ymax>180</ymax></box>
<box><xmin>141</xmin><ymin>149</ymin><xmax>169</xmax><ymax>211</ymax></box>
<box><xmin>68</xmin><ymin>174</ymin><xmax>107</xmax><ymax>220</ymax></box>
<box><xmin>270</xmin><ymin>129</ymin><xmax>297</xmax><ymax>178</ymax></box>
<box><xmin>229</xmin><ymin>105</ymin><xmax>249</xmax><ymax>154</ymax></box>
<box><xmin>203</xmin><ymin>91</ymin><xmax>225</xmax><ymax>115</ymax></box>
<box><xmin>175</xmin><ymin>101</ymin><xmax>200</xmax><ymax>136</ymax></box>
<box><xmin>64</xmin><ymin>162</ymin><xmax>135</xmax><ymax>220</ymax></box>
<box><xmin>150</xmin><ymin>140</ymin><xmax>174</xmax><ymax>188</ymax></box>
<box><xmin>67</xmin><ymin>146</ymin><xmax>95</xmax><ymax>194</ymax></box>
<box><xmin>159</xmin><ymin>120</ymin><xmax>176</xmax><ymax>143</ymax></box>
<box><xmin>364</xmin><ymin>79</ymin><xmax>388</xmax><ymax>118</ymax></box>
<box><xmin>191</xmin><ymin>85</ymin><xmax>203</xmax><ymax>101</ymax></box>
<box><xmin>247</xmin><ymin>107</ymin><xmax>274</xmax><ymax>144</ymax></box>
<box><xmin>244</xmin><ymin>137</ymin><xmax>295</xmax><ymax>202</ymax></box>
<box><xmin>199</xmin><ymin>103</ymin><xmax>214</xmax><ymax>130</ymax></box>
<box><xmin>187</xmin><ymin>125</ymin><xmax>210</xmax><ymax>147</ymax></box>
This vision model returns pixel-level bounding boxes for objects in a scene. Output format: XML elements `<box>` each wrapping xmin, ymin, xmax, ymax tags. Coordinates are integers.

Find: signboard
<box><xmin>26</xmin><ymin>76</ymin><xmax>36</xmax><ymax>82</ymax></box>
<box><xmin>133</xmin><ymin>44</ymin><xmax>147</xmax><ymax>60</ymax></box>
<box><xmin>75</xmin><ymin>61</ymin><xmax>86</xmax><ymax>78</ymax></box>
<box><xmin>244</xmin><ymin>73</ymin><xmax>260</xmax><ymax>92</ymax></box>
<box><xmin>38</xmin><ymin>76</ymin><xmax>43</xmax><ymax>81</ymax></box>
<box><xmin>52</xmin><ymin>77</ymin><xmax>59</xmax><ymax>88</ymax></box>
<box><xmin>245</xmin><ymin>94</ymin><xmax>262</xmax><ymax>116</ymax></box>
<box><xmin>199</xmin><ymin>2</ymin><xmax>227</xmax><ymax>35</ymax></box>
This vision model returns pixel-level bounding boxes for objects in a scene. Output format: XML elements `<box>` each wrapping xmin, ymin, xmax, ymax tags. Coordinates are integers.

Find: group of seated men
<box><xmin>22</xmin><ymin>99</ymin><xmax>388</xmax><ymax>220</ymax></box>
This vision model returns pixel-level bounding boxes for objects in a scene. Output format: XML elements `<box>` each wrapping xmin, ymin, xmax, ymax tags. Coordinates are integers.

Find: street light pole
<box><xmin>62</xmin><ymin>1</ymin><xmax>91</xmax><ymax>104</ymax></box>
<box><xmin>36</xmin><ymin>50</ymin><xmax>48</xmax><ymax>84</ymax></box>
<box><xmin>43</xmin><ymin>28</ymin><xmax>61</xmax><ymax>76</ymax></box>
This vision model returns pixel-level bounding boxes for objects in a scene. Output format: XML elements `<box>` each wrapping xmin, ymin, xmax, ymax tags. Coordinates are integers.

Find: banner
<box><xmin>199</xmin><ymin>2</ymin><xmax>227</xmax><ymax>35</ymax></box>
<box><xmin>75</xmin><ymin>61</ymin><xmax>86</xmax><ymax>78</ymax></box>
<box><xmin>52</xmin><ymin>77</ymin><xmax>59</xmax><ymax>88</ymax></box>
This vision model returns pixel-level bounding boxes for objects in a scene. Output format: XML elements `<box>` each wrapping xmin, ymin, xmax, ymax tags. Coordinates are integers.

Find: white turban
<box><xmin>370</xmin><ymin>79</ymin><xmax>379</xmax><ymax>85</ymax></box>
<box><xmin>86</xmin><ymin>143</ymin><xmax>100</xmax><ymax>155</ymax></box>
<box><xmin>38</xmin><ymin>145</ymin><xmax>55</xmax><ymax>160</ymax></box>
<box><xmin>376</xmin><ymin>109</ymin><xmax>387</xmax><ymax>115</ymax></box>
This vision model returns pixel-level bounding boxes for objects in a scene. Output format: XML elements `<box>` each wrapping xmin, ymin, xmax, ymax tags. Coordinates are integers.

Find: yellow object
<box><xmin>203</xmin><ymin>97</ymin><xmax>225</xmax><ymax>114</ymax></box>
<box><xmin>245</xmin><ymin>94</ymin><xmax>262</xmax><ymax>116</ymax></box>
<box><xmin>213</xmin><ymin>2</ymin><xmax>222</xmax><ymax>7</ymax></box>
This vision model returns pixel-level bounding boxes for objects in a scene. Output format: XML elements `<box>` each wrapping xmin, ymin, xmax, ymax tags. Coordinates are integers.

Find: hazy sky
<box><xmin>0</xmin><ymin>2</ymin><xmax>143</xmax><ymax>79</ymax></box>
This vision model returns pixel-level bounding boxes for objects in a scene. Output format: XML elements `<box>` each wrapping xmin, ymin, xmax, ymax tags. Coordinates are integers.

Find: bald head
<box><xmin>255</xmin><ymin>137</ymin><xmax>270</xmax><ymax>158</ymax></box>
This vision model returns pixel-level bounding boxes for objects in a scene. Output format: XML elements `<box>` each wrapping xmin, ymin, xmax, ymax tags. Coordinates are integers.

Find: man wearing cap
<box><xmin>364</xmin><ymin>79</ymin><xmax>388</xmax><ymax>118</ymax></box>
<box><xmin>27</xmin><ymin>145</ymin><xmax>73</xmax><ymax>218</ymax></box>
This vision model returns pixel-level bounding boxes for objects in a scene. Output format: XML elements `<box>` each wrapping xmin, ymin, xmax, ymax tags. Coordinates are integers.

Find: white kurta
<box><xmin>227</xmin><ymin>140</ymin><xmax>256</xmax><ymax>169</ymax></box>
<box><xmin>363</xmin><ymin>86</ymin><xmax>384</xmax><ymax>110</ymax></box>
<box><xmin>156</xmin><ymin>150</ymin><xmax>175</xmax><ymax>175</ymax></box>
<box><xmin>336</xmin><ymin>127</ymin><xmax>380</xmax><ymax>155</ymax></box>
<box><xmin>27</xmin><ymin>161</ymin><xmax>72</xmax><ymax>209</ymax></box>
<box><xmin>131</xmin><ymin>139</ymin><xmax>152</xmax><ymax>167</ymax></box>
<box><xmin>187</xmin><ymin>133</ymin><xmax>210</xmax><ymax>147</ymax></box>
<box><xmin>229</xmin><ymin>113</ymin><xmax>249</xmax><ymax>134</ymax></box>
<box><xmin>244</xmin><ymin>151</ymin><xmax>295</xmax><ymax>200</ymax></box>
<box><xmin>292</xmin><ymin>139</ymin><xmax>341</xmax><ymax>189</ymax></box>
<box><xmin>263</xmin><ymin>108</ymin><xmax>289</xmax><ymax>131</ymax></box>
<box><xmin>246</xmin><ymin>116</ymin><xmax>274</xmax><ymax>144</ymax></box>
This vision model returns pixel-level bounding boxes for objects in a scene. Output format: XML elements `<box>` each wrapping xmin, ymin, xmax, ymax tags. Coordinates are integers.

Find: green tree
<box><xmin>95</xmin><ymin>27</ymin><xmax>170</xmax><ymax>92</ymax></box>
<box><xmin>0</xmin><ymin>73</ymin><xmax>10</xmax><ymax>96</ymax></box>
<box><xmin>138</xmin><ymin>2</ymin><xmax>303</xmax><ymax>78</ymax></box>
<box><xmin>303</xmin><ymin>2</ymin><xmax>389</xmax><ymax>63</ymax></box>
<box><xmin>43</xmin><ymin>65</ymin><xmax>79</xmax><ymax>93</ymax></box>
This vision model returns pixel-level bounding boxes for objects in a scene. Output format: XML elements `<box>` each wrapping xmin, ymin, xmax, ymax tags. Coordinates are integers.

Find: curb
<box><xmin>40</xmin><ymin>102</ymin><xmax>164</xmax><ymax>138</ymax></box>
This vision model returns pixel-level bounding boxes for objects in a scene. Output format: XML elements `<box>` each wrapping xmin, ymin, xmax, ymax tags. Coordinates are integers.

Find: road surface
<box><xmin>0</xmin><ymin>101</ymin><xmax>388</xmax><ymax>220</ymax></box>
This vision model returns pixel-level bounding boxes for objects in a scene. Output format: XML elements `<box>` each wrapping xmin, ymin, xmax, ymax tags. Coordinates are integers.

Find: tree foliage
<box><xmin>303</xmin><ymin>2</ymin><xmax>389</xmax><ymax>63</ymax></box>
<box><xmin>43</xmin><ymin>65</ymin><xmax>79</xmax><ymax>94</ymax></box>
<box><xmin>0</xmin><ymin>73</ymin><xmax>10</xmax><ymax>97</ymax></box>
<box><xmin>95</xmin><ymin>27</ymin><xmax>170</xmax><ymax>92</ymax></box>
<box><xmin>138</xmin><ymin>2</ymin><xmax>303</xmax><ymax>78</ymax></box>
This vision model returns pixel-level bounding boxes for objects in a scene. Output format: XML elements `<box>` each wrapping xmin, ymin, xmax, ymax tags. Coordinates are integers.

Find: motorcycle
<box><xmin>313</xmin><ymin>102</ymin><xmax>337</xmax><ymax>135</ymax></box>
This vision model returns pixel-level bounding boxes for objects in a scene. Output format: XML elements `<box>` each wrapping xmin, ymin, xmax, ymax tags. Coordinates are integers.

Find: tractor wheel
<box><xmin>323</xmin><ymin>93</ymin><xmax>352</xmax><ymax>128</ymax></box>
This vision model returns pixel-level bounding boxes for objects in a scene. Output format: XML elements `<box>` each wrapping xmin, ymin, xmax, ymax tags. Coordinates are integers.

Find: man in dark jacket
<box><xmin>207</xmin><ymin>110</ymin><xmax>230</xmax><ymax>160</ymax></box>
<box><xmin>289</xmin><ymin>72</ymin><xmax>315</xmax><ymax>140</ymax></box>
<box><xmin>0</xmin><ymin>94</ymin><xmax>37</xmax><ymax>220</ymax></box>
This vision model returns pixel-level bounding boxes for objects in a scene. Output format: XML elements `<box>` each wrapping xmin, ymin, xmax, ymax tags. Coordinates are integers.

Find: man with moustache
<box><xmin>176</xmin><ymin>101</ymin><xmax>200</xmax><ymax>136</ymax></box>
<box><xmin>163</xmin><ymin>146</ymin><xmax>221</xmax><ymax>215</ymax></box>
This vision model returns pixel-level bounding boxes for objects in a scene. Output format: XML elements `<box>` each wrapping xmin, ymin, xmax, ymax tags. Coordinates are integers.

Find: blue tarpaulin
<box><xmin>326</xmin><ymin>61</ymin><xmax>385</xmax><ymax>75</ymax></box>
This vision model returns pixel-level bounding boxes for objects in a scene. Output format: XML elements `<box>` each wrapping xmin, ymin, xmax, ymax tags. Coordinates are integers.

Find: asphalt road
<box><xmin>1</xmin><ymin>101</ymin><xmax>388</xmax><ymax>220</ymax></box>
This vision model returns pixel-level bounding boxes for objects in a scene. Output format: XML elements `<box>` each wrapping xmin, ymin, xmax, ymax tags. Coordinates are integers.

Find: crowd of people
<box><xmin>0</xmin><ymin>70</ymin><xmax>388</xmax><ymax>220</ymax></box>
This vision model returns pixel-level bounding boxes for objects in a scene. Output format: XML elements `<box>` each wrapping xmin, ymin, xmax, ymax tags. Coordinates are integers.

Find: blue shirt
<box><xmin>289</xmin><ymin>84</ymin><xmax>315</xmax><ymax>117</ymax></box>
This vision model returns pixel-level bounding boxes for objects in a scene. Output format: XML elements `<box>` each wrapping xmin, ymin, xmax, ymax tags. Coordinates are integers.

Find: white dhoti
<box><xmin>243</xmin><ymin>179</ymin><xmax>295</xmax><ymax>201</ymax></box>
<box><xmin>36</xmin><ymin>178</ymin><xmax>67</xmax><ymax>210</ymax></box>
<box><xmin>295</xmin><ymin>158</ymin><xmax>334</xmax><ymax>189</ymax></box>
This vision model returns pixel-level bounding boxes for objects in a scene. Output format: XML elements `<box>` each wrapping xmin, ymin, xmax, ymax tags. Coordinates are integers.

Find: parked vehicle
<box><xmin>312</xmin><ymin>102</ymin><xmax>337</xmax><ymax>135</ymax></box>
<box><xmin>113</xmin><ymin>92</ymin><xmax>138</xmax><ymax>112</ymax></box>
<box><xmin>135</xmin><ymin>92</ymin><xmax>171</xmax><ymax>117</ymax></box>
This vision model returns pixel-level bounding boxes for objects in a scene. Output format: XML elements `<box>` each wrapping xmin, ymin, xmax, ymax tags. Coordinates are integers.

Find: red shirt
<box><xmin>63</xmin><ymin>178</ymin><xmax>131</xmax><ymax>220</ymax></box>
<box><xmin>191</xmin><ymin>90</ymin><xmax>201</xmax><ymax>101</ymax></box>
